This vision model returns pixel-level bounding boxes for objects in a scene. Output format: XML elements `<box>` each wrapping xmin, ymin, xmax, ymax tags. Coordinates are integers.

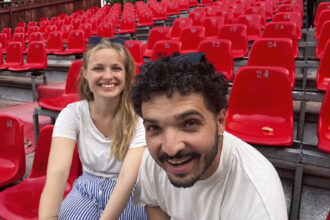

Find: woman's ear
<box><xmin>217</xmin><ymin>109</ymin><xmax>226</xmax><ymax>136</ymax></box>
<box><xmin>82</xmin><ymin>68</ymin><xmax>88</xmax><ymax>79</ymax></box>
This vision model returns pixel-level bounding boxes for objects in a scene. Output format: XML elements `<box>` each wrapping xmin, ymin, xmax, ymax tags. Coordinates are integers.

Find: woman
<box><xmin>39</xmin><ymin>38</ymin><xmax>146</xmax><ymax>220</ymax></box>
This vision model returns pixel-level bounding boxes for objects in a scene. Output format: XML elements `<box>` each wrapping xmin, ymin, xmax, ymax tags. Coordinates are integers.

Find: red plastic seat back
<box><xmin>71</xmin><ymin>18</ymin><xmax>82</xmax><ymax>30</ymax></box>
<box><xmin>97</xmin><ymin>22</ymin><xmax>114</xmax><ymax>38</ymax></box>
<box><xmin>188</xmin><ymin>10</ymin><xmax>207</xmax><ymax>26</ymax></box>
<box><xmin>218</xmin><ymin>24</ymin><xmax>248</xmax><ymax>58</ymax></box>
<box><xmin>237</xmin><ymin>14</ymin><xmax>262</xmax><ymax>41</ymax></box>
<box><xmin>198</xmin><ymin>39</ymin><xmax>234</xmax><ymax>81</ymax></box>
<box><xmin>26</xmin><ymin>41</ymin><xmax>46</xmax><ymax>66</ymax></box>
<box><xmin>27</xmin><ymin>26</ymin><xmax>40</xmax><ymax>38</ymax></box>
<box><xmin>44</xmin><ymin>25</ymin><xmax>57</xmax><ymax>41</ymax></box>
<box><xmin>66</xmin><ymin>30</ymin><xmax>85</xmax><ymax>51</ymax></box>
<box><xmin>316</xmin><ymin>40</ymin><xmax>330</xmax><ymax>91</ymax></box>
<box><xmin>146</xmin><ymin>27</ymin><xmax>171</xmax><ymax>50</ymax></box>
<box><xmin>125</xmin><ymin>40</ymin><xmax>144</xmax><ymax>63</ymax></box>
<box><xmin>316</xmin><ymin>21</ymin><xmax>330</xmax><ymax>58</ymax></box>
<box><xmin>151</xmin><ymin>40</ymin><xmax>182</xmax><ymax>61</ymax></box>
<box><xmin>225</xmin><ymin>66</ymin><xmax>293</xmax><ymax>145</ymax></box>
<box><xmin>278</xmin><ymin>3</ymin><xmax>303</xmax><ymax>16</ymax></box>
<box><xmin>272</xmin><ymin>12</ymin><xmax>302</xmax><ymax>38</ymax></box>
<box><xmin>0</xmin><ymin>44</ymin><xmax>3</xmax><ymax>65</ymax></box>
<box><xmin>0</xmin><ymin>114</ymin><xmax>25</xmax><ymax>186</ymax></box>
<box><xmin>2</xmin><ymin>27</ymin><xmax>12</xmax><ymax>40</ymax></box>
<box><xmin>315</xmin><ymin>10</ymin><xmax>330</xmax><ymax>39</ymax></box>
<box><xmin>203</xmin><ymin>16</ymin><xmax>225</xmax><ymax>38</ymax></box>
<box><xmin>80</xmin><ymin>23</ymin><xmax>93</xmax><ymax>39</ymax></box>
<box><xmin>12</xmin><ymin>33</ymin><xmax>25</xmax><ymax>46</ymax></box>
<box><xmin>245</xmin><ymin>6</ymin><xmax>266</xmax><ymax>27</ymax></box>
<box><xmin>318</xmin><ymin>83</ymin><xmax>330</xmax><ymax>153</ymax></box>
<box><xmin>180</xmin><ymin>26</ymin><xmax>205</xmax><ymax>51</ymax></box>
<box><xmin>39</xmin><ymin>20</ymin><xmax>50</xmax><ymax>33</ymax></box>
<box><xmin>14</xmin><ymin>26</ymin><xmax>25</xmax><ymax>35</ymax></box>
<box><xmin>171</xmin><ymin>18</ymin><xmax>193</xmax><ymax>39</ymax></box>
<box><xmin>28</xmin><ymin>31</ymin><xmax>43</xmax><ymax>42</ymax></box>
<box><xmin>314</xmin><ymin>2</ymin><xmax>330</xmax><ymax>26</ymax></box>
<box><xmin>262</xmin><ymin>21</ymin><xmax>298</xmax><ymax>58</ymax></box>
<box><xmin>0</xmin><ymin>33</ymin><xmax>8</xmax><ymax>52</ymax></box>
<box><xmin>119</xmin><ymin>15</ymin><xmax>136</xmax><ymax>31</ymax></box>
<box><xmin>254</xmin><ymin>1</ymin><xmax>274</xmax><ymax>19</ymax></box>
<box><xmin>65</xmin><ymin>59</ymin><xmax>83</xmax><ymax>94</ymax></box>
<box><xmin>55</xmin><ymin>19</ymin><xmax>64</xmax><ymax>31</ymax></box>
<box><xmin>46</xmin><ymin>31</ymin><xmax>63</xmax><ymax>51</ymax></box>
<box><xmin>248</xmin><ymin>38</ymin><xmax>295</xmax><ymax>87</ymax></box>
<box><xmin>61</xmin><ymin>24</ymin><xmax>73</xmax><ymax>42</ymax></box>
<box><xmin>5</xmin><ymin>42</ymin><xmax>23</xmax><ymax>65</ymax></box>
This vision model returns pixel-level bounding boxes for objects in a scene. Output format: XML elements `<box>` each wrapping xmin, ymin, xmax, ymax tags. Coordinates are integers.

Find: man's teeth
<box><xmin>102</xmin><ymin>84</ymin><xmax>114</xmax><ymax>88</ymax></box>
<box><xmin>167</xmin><ymin>157</ymin><xmax>192</xmax><ymax>165</ymax></box>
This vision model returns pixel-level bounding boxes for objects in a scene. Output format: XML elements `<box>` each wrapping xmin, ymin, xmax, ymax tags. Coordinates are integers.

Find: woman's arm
<box><xmin>146</xmin><ymin>206</ymin><xmax>171</xmax><ymax>220</ymax></box>
<box><xmin>99</xmin><ymin>146</ymin><xmax>146</xmax><ymax>220</ymax></box>
<box><xmin>39</xmin><ymin>137</ymin><xmax>76</xmax><ymax>220</ymax></box>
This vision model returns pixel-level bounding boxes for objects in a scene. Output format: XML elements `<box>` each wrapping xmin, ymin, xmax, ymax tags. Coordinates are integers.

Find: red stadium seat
<box><xmin>46</xmin><ymin>31</ymin><xmax>63</xmax><ymax>54</ymax></box>
<box><xmin>54</xmin><ymin>19</ymin><xmax>64</xmax><ymax>31</ymax></box>
<box><xmin>125</xmin><ymin>40</ymin><xmax>144</xmax><ymax>75</ymax></box>
<box><xmin>237</xmin><ymin>14</ymin><xmax>262</xmax><ymax>41</ymax></box>
<box><xmin>39</xmin><ymin>20</ymin><xmax>50</xmax><ymax>33</ymax></box>
<box><xmin>198</xmin><ymin>39</ymin><xmax>234</xmax><ymax>81</ymax></box>
<box><xmin>314</xmin><ymin>2</ymin><xmax>330</xmax><ymax>26</ymax></box>
<box><xmin>43</xmin><ymin>25</ymin><xmax>57</xmax><ymax>42</ymax></box>
<box><xmin>203</xmin><ymin>16</ymin><xmax>225</xmax><ymax>38</ymax></box>
<box><xmin>272</xmin><ymin>12</ymin><xmax>302</xmax><ymax>39</ymax></box>
<box><xmin>278</xmin><ymin>3</ymin><xmax>303</xmax><ymax>17</ymax></box>
<box><xmin>0</xmin><ymin>42</ymin><xmax>23</xmax><ymax>70</ymax></box>
<box><xmin>226</xmin><ymin>66</ymin><xmax>293</xmax><ymax>146</ymax></box>
<box><xmin>316</xmin><ymin>40</ymin><xmax>330</xmax><ymax>91</ymax></box>
<box><xmin>1</xmin><ymin>27</ymin><xmax>12</xmax><ymax>41</ymax></box>
<box><xmin>0</xmin><ymin>114</ymin><xmax>25</xmax><ymax>188</ymax></box>
<box><xmin>216</xmin><ymin>9</ymin><xmax>235</xmax><ymax>24</ymax></box>
<box><xmin>27</xmin><ymin>31</ymin><xmax>43</xmax><ymax>43</ymax></box>
<box><xmin>171</xmin><ymin>18</ymin><xmax>193</xmax><ymax>40</ymax></box>
<box><xmin>0</xmin><ymin>125</ymin><xmax>82</xmax><ymax>220</ymax></box>
<box><xmin>318</xmin><ymin>84</ymin><xmax>330</xmax><ymax>153</ymax></box>
<box><xmin>262</xmin><ymin>21</ymin><xmax>298</xmax><ymax>58</ymax></box>
<box><xmin>245</xmin><ymin>6</ymin><xmax>266</xmax><ymax>28</ymax></box>
<box><xmin>143</xmin><ymin>27</ymin><xmax>171</xmax><ymax>57</ymax></box>
<box><xmin>38</xmin><ymin>60</ymin><xmax>82</xmax><ymax>111</ymax></box>
<box><xmin>151</xmin><ymin>40</ymin><xmax>182</xmax><ymax>61</ymax></box>
<box><xmin>218</xmin><ymin>24</ymin><xmax>248</xmax><ymax>58</ymax></box>
<box><xmin>116</xmin><ymin>16</ymin><xmax>136</xmax><ymax>34</ymax></box>
<box><xmin>316</xmin><ymin>21</ymin><xmax>330</xmax><ymax>58</ymax></box>
<box><xmin>188</xmin><ymin>10</ymin><xmax>207</xmax><ymax>26</ymax></box>
<box><xmin>248</xmin><ymin>38</ymin><xmax>295</xmax><ymax>87</ymax></box>
<box><xmin>97</xmin><ymin>22</ymin><xmax>114</xmax><ymax>38</ymax></box>
<box><xmin>254</xmin><ymin>1</ymin><xmax>274</xmax><ymax>20</ymax></box>
<box><xmin>53</xmin><ymin>30</ymin><xmax>86</xmax><ymax>55</ymax></box>
<box><xmin>315</xmin><ymin>10</ymin><xmax>330</xmax><ymax>39</ymax></box>
<box><xmin>179</xmin><ymin>26</ymin><xmax>205</xmax><ymax>54</ymax></box>
<box><xmin>9</xmin><ymin>41</ymin><xmax>47</xmax><ymax>71</ymax></box>
<box><xmin>0</xmin><ymin>33</ymin><xmax>8</xmax><ymax>53</ymax></box>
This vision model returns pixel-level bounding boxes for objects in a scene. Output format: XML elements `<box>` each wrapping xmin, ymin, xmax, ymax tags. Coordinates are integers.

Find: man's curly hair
<box><xmin>131</xmin><ymin>54</ymin><xmax>228</xmax><ymax>117</ymax></box>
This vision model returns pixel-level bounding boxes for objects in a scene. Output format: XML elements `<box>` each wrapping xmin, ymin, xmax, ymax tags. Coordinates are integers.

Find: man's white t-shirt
<box><xmin>134</xmin><ymin>132</ymin><xmax>287</xmax><ymax>220</ymax></box>
<box><xmin>53</xmin><ymin>100</ymin><xmax>146</xmax><ymax>179</ymax></box>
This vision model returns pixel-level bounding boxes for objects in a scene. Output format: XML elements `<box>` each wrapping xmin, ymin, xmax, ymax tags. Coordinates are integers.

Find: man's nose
<box><xmin>161</xmin><ymin>129</ymin><xmax>185</xmax><ymax>156</ymax></box>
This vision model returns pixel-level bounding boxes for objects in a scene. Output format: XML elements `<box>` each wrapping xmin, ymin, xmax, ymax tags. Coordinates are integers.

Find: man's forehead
<box><xmin>141</xmin><ymin>91</ymin><xmax>209</xmax><ymax>119</ymax></box>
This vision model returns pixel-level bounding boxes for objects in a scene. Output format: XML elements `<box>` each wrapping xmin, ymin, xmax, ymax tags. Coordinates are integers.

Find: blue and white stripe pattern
<box><xmin>58</xmin><ymin>172</ymin><xmax>146</xmax><ymax>220</ymax></box>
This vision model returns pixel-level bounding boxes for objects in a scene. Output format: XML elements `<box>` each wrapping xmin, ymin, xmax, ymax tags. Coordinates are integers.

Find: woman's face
<box><xmin>83</xmin><ymin>48</ymin><xmax>126</xmax><ymax>101</ymax></box>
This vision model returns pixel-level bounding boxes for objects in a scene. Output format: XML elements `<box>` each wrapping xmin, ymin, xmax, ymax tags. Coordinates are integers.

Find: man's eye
<box><xmin>184</xmin><ymin>120</ymin><xmax>200</xmax><ymax>127</ymax></box>
<box><xmin>146</xmin><ymin>125</ymin><xmax>160</xmax><ymax>132</ymax></box>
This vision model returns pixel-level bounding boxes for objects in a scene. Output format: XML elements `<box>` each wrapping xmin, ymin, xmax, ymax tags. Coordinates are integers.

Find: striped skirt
<box><xmin>58</xmin><ymin>172</ymin><xmax>147</xmax><ymax>220</ymax></box>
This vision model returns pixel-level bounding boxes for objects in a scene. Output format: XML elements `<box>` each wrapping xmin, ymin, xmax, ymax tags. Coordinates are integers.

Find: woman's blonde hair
<box><xmin>79</xmin><ymin>39</ymin><xmax>137</xmax><ymax>160</ymax></box>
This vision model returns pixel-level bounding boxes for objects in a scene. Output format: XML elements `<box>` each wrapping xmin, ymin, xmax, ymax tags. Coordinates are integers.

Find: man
<box><xmin>131</xmin><ymin>53</ymin><xmax>288</xmax><ymax>220</ymax></box>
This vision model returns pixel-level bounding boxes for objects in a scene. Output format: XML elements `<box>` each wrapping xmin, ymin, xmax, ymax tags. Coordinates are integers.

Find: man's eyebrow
<box><xmin>143</xmin><ymin>118</ymin><xmax>158</xmax><ymax>125</ymax></box>
<box><xmin>175</xmin><ymin>110</ymin><xmax>204</xmax><ymax>120</ymax></box>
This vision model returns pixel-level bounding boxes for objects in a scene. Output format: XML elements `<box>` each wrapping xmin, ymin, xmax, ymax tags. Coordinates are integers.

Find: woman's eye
<box><xmin>93</xmin><ymin>67</ymin><xmax>103</xmax><ymax>71</ymax></box>
<box><xmin>112</xmin><ymin>66</ymin><xmax>123</xmax><ymax>71</ymax></box>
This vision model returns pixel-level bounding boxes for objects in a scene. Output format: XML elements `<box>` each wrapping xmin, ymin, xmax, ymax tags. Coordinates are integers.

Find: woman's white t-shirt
<box><xmin>53</xmin><ymin>100</ymin><xmax>146</xmax><ymax>179</ymax></box>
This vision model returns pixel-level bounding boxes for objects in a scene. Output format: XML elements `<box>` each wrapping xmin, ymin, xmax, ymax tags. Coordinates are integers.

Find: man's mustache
<box><xmin>158</xmin><ymin>150</ymin><xmax>199</xmax><ymax>162</ymax></box>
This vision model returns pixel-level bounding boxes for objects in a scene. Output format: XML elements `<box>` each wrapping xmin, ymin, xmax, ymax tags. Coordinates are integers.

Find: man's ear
<box><xmin>217</xmin><ymin>109</ymin><xmax>226</xmax><ymax>136</ymax></box>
